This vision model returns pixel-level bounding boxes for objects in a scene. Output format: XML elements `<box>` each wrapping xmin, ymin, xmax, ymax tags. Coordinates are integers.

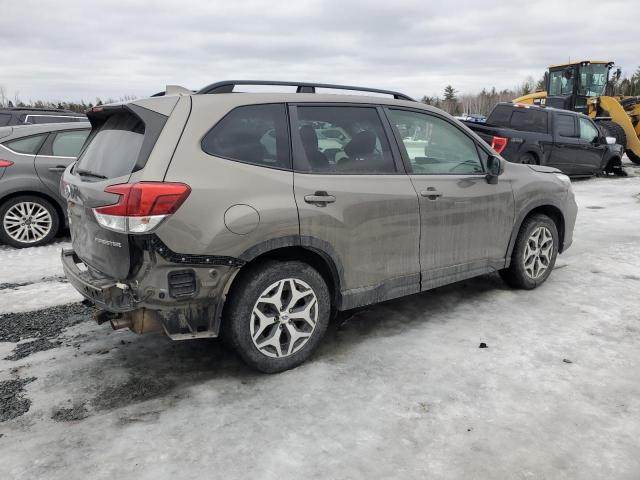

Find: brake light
<box><xmin>491</xmin><ymin>136</ymin><xmax>509</xmax><ymax>154</ymax></box>
<box><xmin>93</xmin><ymin>182</ymin><xmax>191</xmax><ymax>233</ymax></box>
<box><xmin>0</xmin><ymin>160</ymin><xmax>14</xmax><ymax>168</ymax></box>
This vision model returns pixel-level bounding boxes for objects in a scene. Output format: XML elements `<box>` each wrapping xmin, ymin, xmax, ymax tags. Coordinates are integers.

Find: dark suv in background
<box><xmin>0</xmin><ymin>107</ymin><xmax>86</xmax><ymax>127</ymax></box>
<box><xmin>61</xmin><ymin>81</ymin><xmax>577</xmax><ymax>373</ymax></box>
<box><xmin>465</xmin><ymin>102</ymin><xmax>625</xmax><ymax>176</ymax></box>
<box><xmin>0</xmin><ymin>122</ymin><xmax>90</xmax><ymax>247</ymax></box>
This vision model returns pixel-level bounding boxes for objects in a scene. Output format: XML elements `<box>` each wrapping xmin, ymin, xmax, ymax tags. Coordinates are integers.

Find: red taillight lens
<box><xmin>95</xmin><ymin>182</ymin><xmax>191</xmax><ymax>217</ymax></box>
<box><xmin>0</xmin><ymin>159</ymin><xmax>14</xmax><ymax>168</ymax></box>
<box><xmin>491</xmin><ymin>136</ymin><xmax>509</xmax><ymax>154</ymax></box>
<box><xmin>93</xmin><ymin>182</ymin><xmax>191</xmax><ymax>233</ymax></box>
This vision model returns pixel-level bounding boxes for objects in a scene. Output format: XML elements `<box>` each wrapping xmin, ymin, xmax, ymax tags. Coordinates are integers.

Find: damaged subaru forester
<box><xmin>61</xmin><ymin>81</ymin><xmax>577</xmax><ymax>373</ymax></box>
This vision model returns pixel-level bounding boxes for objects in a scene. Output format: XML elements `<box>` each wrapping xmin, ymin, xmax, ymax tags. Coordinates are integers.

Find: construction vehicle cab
<box><xmin>514</xmin><ymin>60</ymin><xmax>640</xmax><ymax>164</ymax></box>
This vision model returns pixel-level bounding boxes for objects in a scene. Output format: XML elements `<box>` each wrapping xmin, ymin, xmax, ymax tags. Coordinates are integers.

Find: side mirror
<box><xmin>605</xmin><ymin>136</ymin><xmax>617</xmax><ymax>145</ymax></box>
<box><xmin>486</xmin><ymin>155</ymin><xmax>504</xmax><ymax>184</ymax></box>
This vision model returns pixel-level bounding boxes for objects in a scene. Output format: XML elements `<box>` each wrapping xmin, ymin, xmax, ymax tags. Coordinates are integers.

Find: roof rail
<box><xmin>195</xmin><ymin>80</ymin><xmax>415</xmax><ymax>101</ymax></box>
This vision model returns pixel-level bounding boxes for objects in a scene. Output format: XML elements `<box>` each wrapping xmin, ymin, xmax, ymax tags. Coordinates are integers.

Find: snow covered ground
<box><xmin>1</xmin><ymin>161</ymin><xmax>639</xmax><ymax>479</ymax></box>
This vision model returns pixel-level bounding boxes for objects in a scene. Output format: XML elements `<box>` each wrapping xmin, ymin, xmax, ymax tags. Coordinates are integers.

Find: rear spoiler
<box><xmin>0</xmin><ymin>126</ymin><xmax>13</xmax><ymax>140</ymax></box>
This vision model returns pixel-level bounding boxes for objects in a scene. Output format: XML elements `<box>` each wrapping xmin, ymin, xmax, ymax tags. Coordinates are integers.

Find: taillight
<box><xmin>93</xmin><ymin>182</ymin><xmax>191</xmax><ymax>233</ymax></box>
<box><xmin>491</xmin><ymin>136</ymin><xmax>509</xmax><ymax>154</ymax></box>
<box><xmin>0</xmin><ymin>159</ymin><xmax>14</xmax><ymax>168</ymax></box>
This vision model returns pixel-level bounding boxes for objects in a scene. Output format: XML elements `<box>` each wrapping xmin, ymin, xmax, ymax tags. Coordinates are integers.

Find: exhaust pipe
<box><xmin>106</xmin><ymin>309</ymin><xmax>163</xmax><ymax>335</ymax></box>
<box><xmin>110</xmin><ymin>317</ymin><xmax>132</xmax><ymax>330</ymax></box>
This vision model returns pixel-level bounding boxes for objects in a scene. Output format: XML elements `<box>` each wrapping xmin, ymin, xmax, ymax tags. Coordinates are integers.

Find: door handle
<box><xmin>48</xmin><ymin>166</ymin><xmax>67</xmax><ymax>172</ymax></box>
<box><xmin>304</xmin><ymin>191</ymin><xmax>336</xmax><ymax>206</ymax></box>
<box><xmin>420</xmin><ymin>188</ymin><xmax>443</xmax><ymax>200</ymax></box>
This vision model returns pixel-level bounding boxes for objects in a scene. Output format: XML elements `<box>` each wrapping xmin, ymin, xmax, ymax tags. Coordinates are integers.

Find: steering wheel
<box><xmin>449</xmin><ymin>160</ymin><xmax>481</xmax><ymax>173</ymax></box>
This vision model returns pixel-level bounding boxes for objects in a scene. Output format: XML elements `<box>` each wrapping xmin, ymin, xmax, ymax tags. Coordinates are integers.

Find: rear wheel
<box><xmin>0</xmin><ymin>195</ymin><xmax>59</xmax><ymax>248</ymax></box>
<box><xmin>519</xmin><ymin>152</ymin><xmax>538</xmax><ymax>165</ymax></box>
<box><xmin>499</xmin><ymin>214</ymin><xmax>558</xmax><ymax>289</ymax></box>
<box><xmin>223</xmin><ymin>260</ymin><xmax>331</xmax><ymax>373</ymax></box>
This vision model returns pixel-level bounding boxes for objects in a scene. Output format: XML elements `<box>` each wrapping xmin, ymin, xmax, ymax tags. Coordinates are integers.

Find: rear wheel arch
<box><xmin>234</xmin><ymin>239</ymin><xmax>343</xmax><ymax>308</ymax></box>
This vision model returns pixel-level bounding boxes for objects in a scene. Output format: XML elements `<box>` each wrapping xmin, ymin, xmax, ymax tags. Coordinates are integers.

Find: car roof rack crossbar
<box><xmin>196</xmin><ymin>80</ymin><xmax>415</xmax><ymax>101</ymax></box>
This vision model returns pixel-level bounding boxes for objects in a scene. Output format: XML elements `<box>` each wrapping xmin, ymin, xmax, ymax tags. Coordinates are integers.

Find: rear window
<box><xmin>76</xmin><ymin>112</ymin><xmax>145</xmax><ymax>179</ymax></box>
<box><xmin>3</xmin><ymin>134</ymin><xmax>47</xmax><ymax>154</ymax></box>
<box><xmin>488</xmin><ymin>105</ymin><xmax>512</xmax><ymax>127</ymax></box>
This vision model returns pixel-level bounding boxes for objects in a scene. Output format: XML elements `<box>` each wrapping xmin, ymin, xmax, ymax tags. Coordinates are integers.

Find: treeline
<box><xmin>423</xmin><ymin>66</ymin><xmax>640</xmax><ymax>116</ymax></box>
<box><xmin>2</xmin><ymin>66</ymin><xmax>639</xmax><ymax>116</ymax></box>
<box><xmin>0</xmin><ymin>85</ymin><xmax>135</xmax><ymax>113</ymax></box>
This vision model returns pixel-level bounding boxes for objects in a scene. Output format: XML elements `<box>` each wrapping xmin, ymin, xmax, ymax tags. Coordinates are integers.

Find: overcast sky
<box><xmin>1</xmin><ymin>0</ymin><xmax>637</xmax><ymax>103</ymax></box>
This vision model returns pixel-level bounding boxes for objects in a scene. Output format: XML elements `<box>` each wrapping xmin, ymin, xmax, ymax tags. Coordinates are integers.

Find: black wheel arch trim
<box><xmin>506</xmin><ymin>200</ymin><xmax>566</xmax><ymax>266</ymax></box>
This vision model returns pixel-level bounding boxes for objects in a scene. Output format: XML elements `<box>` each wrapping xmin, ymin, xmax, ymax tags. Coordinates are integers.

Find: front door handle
<box><xmin>48</xmin><ymin>166</ymin><xmax>67</xmax><ymax>172</ymax></box>
<box><xmin>420</xmin><ymin>188</ymin><xmax>443</xmax><ymax>200</ymax></box>
<box><xmin>304</xmin><ymin>191</ymin><xmax>336</xmax><ymax>206</ymax></box>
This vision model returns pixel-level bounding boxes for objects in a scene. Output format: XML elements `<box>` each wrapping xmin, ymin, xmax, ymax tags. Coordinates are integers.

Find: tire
<box><xmin>519</xmin><ymin>152</ymin><xmax>538</xmax><ymax>165</ymax></box>
<box><xmin>499</xmin><ymin>214</ymin><xmax>559</xmax><ymax>290</ymax></box>
<box><xmin>222</xmin><ymin>260</ymin><xmax>331</xmax><ymax>373</ymax></box>
<box><xmin>627</xmin><ymin>149</ymin><xmax>640</xmax><ymax>165</ymax></box>
<box><xmin>597</xmin><ymin>120</ymin><xmax>627</xmax><ymax>148</ymax></box>
<box><xmin>0</xmin><ymin>195</ymin><xmax>60</xmax><ymax>248</ymax></box>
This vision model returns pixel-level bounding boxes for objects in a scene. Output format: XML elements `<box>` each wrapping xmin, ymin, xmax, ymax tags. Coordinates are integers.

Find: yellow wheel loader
<box><xmin>514</xmin><ymin>60</ymin><xmax>640</xmax><ymax>164</ymax></box>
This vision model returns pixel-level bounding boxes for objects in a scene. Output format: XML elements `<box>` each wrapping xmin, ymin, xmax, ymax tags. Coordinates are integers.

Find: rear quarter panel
<box><xmin>158</xmin><ymin>95</ymin><xmax>299</xmax><ymax>257</ymax></box>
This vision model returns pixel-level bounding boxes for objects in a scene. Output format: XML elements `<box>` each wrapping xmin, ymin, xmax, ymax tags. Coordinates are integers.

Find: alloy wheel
<box><xmin>3</xmin><ymin>201</ymin><xmax>53</xmax><ymax>244</ymax></box>
<box><xmin>523</xmin><ymin>226</ymin><xmax>553</xmax><ymax>279</ymax></box>
<box><xmin>250</xmin><ymin>278</ymin><xmax>318</xmax><ymax>358</ymax></box>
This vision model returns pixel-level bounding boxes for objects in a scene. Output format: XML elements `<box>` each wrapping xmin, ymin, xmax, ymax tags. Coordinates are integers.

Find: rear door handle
<box><xmin>48</xmin><ymin>166</ymin><xmax>67</xmax><ymax>172</ymax></box>
<box><xmin>420</xmin><ymin>189</ymin><xmax>443</xmax><ymax>200</ymax></box>
<box><xmin>304</xmin><ymin>191</ymin><xmax>336</xmax><ymax>206</ymax></box>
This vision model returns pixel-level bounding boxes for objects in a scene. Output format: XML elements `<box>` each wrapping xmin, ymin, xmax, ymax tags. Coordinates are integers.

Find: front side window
<box><xmin>202</xmin><ymin>104</ymin><xmax>290</xmax><ymax>169</ymax></box>
<box><xmin>387</xmin><ymin>109</ymin><xmax>484</xmax><ymax>175</ymax></box>
<box><xmin>3</xmin><ymin>134</ymin><xmax>47</xmax><ymax>154</ymax></box>
<box><xmin>293</xmin><ymin>106</ymin><xmax>395</xmax><ymax>174</ymax></box>
<box><xmin>51</xmin><ymin>130</ymin><xmax>90</xmax><ymax>157</ymax></box>
<box><xmin>578</xmin><ymin>118</ymin><xmax>599</xmax><ymax>143</ymax></box>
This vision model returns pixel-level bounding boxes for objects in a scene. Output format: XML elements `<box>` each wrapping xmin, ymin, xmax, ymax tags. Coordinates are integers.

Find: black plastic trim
<box><xmin>151</xmin><ymin>236</ymin><xmax>246</xmax><ymax>267</ymax></box>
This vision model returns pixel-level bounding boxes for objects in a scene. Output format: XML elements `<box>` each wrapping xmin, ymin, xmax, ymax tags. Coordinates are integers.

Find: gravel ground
<box><xmin>0</xmin><ymin>161</ymin><xmax>639</xmax><ymax>479</ymax></box>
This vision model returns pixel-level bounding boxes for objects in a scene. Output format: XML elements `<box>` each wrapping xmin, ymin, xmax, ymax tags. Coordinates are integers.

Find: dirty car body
<box><xmin>61</xmin><ymin>82</ymin><xmax>577</xmax><ymax>372</ymax></box>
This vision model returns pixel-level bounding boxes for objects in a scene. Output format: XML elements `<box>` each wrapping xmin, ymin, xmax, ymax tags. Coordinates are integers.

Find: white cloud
<box><xmin>1</xmin><ymin>0</ymin><xmax>637</xmax><ymax>102</ymax></box>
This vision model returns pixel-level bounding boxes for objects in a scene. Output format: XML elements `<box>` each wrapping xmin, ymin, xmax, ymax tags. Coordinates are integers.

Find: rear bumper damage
<box><xmin>61</xmin><ymin>246</ymin><xmax>241</xmax><ymax>340</ymax></box>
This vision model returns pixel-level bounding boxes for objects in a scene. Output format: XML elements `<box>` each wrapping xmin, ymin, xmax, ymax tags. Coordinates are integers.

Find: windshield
<box><xmin>578</xmin><ymin>64</ymin><xmax>608</xmax><ymax>96</ymax></box>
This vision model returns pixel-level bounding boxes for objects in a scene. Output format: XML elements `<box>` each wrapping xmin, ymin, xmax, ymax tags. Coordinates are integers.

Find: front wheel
<box><xmin>223</xmin><ymin>260</ymin><xmax>331</xmax><ymax>373</ymax></box>
<box><xmin>499</xmin><ymin>214</ymin><xmax>559</xmax><ymax>289</ymax></box>
<box><xmin>0</xmin><ymin>195</ymin><xmax>60</xmax><ymax>248</ymax></box>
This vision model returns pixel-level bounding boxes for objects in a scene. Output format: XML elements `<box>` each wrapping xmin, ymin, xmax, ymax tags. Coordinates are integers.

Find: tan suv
<box><xmin>61</xmin><ymin>81</ymin><xmax>577</xmax><ymax>372</ymax></box>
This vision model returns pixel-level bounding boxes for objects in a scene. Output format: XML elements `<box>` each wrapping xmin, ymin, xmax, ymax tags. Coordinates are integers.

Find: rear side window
<box><xmin>293</xmin><ymin>106</ymin><xmax>395</xmax><ymax>174</ymax></box>
<box><xmin>3</xmin><ymin>134</ymin><xmax>47</xmax><ymax>154</ymax></box>
<box><xmin>556</xmin><ymin>114</ymin><xmax>577</xmax><ymax>137</ymax></box>
<box><xmin>51</xmin><ymin>130</ymin><xmax>90</xmax><ymax>157</ymax></box>
<box><xmin>202</xmin><ymin>104</ymin><xmax>290</xmax><ymax>169</ymax></box>
<box><xmin>76</xmin><ymin>112</ymin><xmax>145</xmax><ymax>179</ymax></box>
<box><xmin>0</xmin><ymin>113</ymin><xmax>10</xmax><ymax>126</ymax></box>
<box><xmin>509</xmin><ymin>109</ymin><xmax>548</xmax><ymax>133</ymax></box>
